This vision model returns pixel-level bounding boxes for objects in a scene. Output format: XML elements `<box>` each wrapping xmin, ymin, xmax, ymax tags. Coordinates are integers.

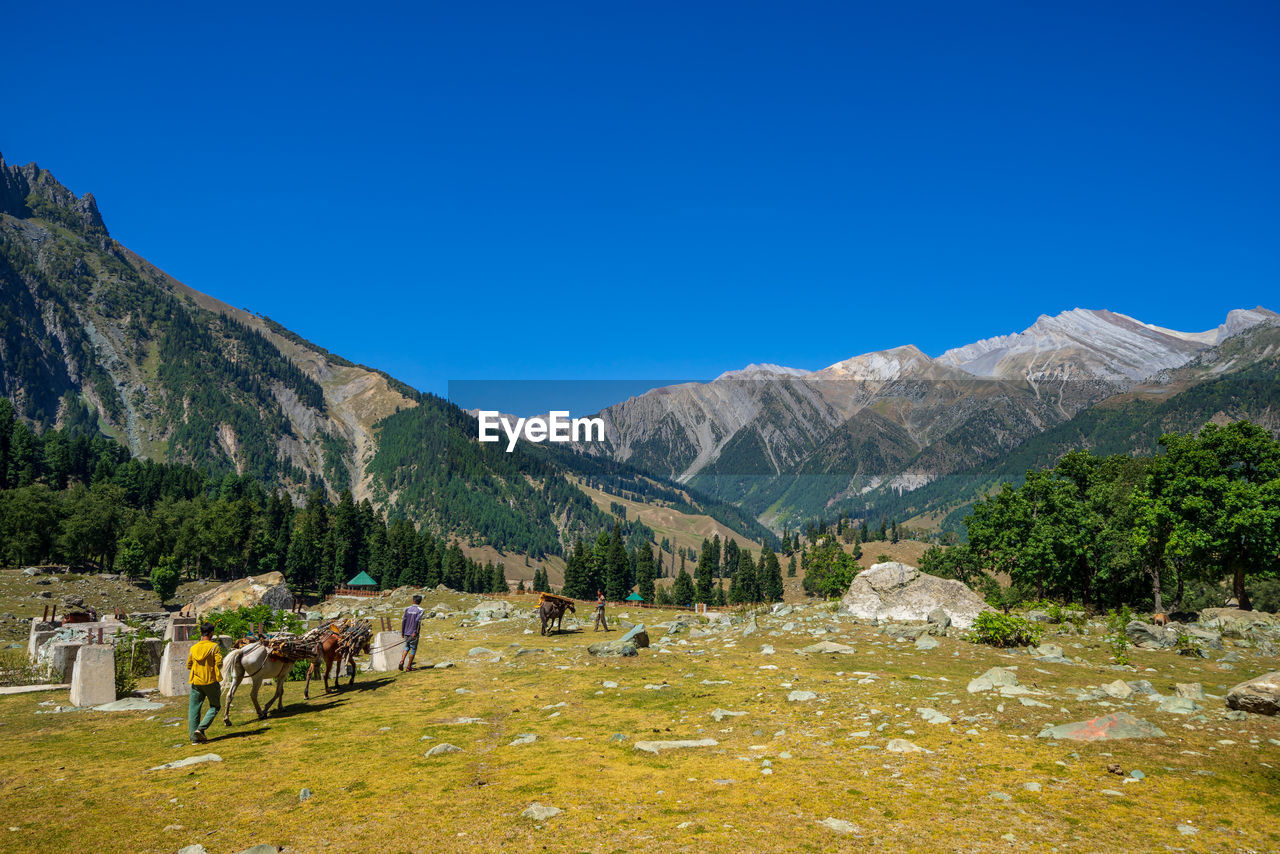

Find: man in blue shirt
<box><xmin>398</xmin><ymin>594</ymin><xmax>424</xmax><ymax>671</ymax></box>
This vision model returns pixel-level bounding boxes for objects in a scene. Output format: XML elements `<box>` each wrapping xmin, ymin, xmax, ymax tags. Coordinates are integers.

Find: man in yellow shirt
<box><xmin>187</xmin><ymin>622</ymin><xmax>223</xmax><ymax>744</ymax></box>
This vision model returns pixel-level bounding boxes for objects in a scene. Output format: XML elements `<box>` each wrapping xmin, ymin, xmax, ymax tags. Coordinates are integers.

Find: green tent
<box><xmin>347</xmin><ymin>571</ymin><xmax>377</xmax><ymax>587</ymax></box>
<box><xmin>625</xmin><ymin>592</ymin><xmax>645</xmax><ymax>602</ymax></box>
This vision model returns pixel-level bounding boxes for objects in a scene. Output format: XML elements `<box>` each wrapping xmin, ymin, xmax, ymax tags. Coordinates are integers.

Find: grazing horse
<box><xmin>1151</xmin><ymin>613</ymin><xmax>1170</xmax><ymax>627</ymax></box>
<box><xmin>538</xmin><ymin>597</ymin><xmax>575</xmax><ymax>636</ymax></box>
<box><xmin>221</xmin><ymin>642</ymin><xmax>294</xmax><ymax>724</ymax></box>
<box><xmin>304</xmin><ymin>628</ymin><xmax>371</xmax><ymax>698</ymax></box>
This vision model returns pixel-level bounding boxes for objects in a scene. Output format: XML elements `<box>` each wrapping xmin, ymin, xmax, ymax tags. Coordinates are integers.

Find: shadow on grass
<box><xmin>208</xmin><ymin>727</ymin><xmax>267</xmax><ymax>741</ymax></box>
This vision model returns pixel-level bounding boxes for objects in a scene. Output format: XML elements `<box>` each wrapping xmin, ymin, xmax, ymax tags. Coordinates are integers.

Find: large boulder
<box><xmin>1226</xmin><ymin>671</ymin><xmax>1280</xmax><ymax>716</ymax></box>
<box><xmin>1125</xmin><ymin>620</ymin><xmax>1178</xmax><ymax>649</ymax></box>
<box><xmin>1037</xmin><ymin>712</ymin><xmax>1166</xmax><ymax>741</ymax></box>
<box><xmin>839</xmin><ymin>562</ymin><xmax>991</xmax><ymax>629</ymax></box>
<box><xmin>1198</xmin><ymin>608</ymin><xmax>1280</xmax><ymax>639</ymax></box>
<box><xmin>184</xmin><ymin>572</ymin><xmax>294</xmax><ymax>616</ymax></box>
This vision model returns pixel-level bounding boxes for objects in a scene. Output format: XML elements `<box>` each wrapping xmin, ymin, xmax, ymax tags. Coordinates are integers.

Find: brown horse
<box><xmin>538</xmin><ymin>597</ymin><xmax>575</xmax><ymax>635</ymax></box>
<box><xmin>304</xmin><ymin>626</ymin><xmax>372</xmax><ymax>698</ymax></box>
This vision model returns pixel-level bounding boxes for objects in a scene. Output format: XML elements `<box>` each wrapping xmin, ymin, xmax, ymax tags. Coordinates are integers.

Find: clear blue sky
<box><xmin>6</xmin><ymin>1</ymin><xmax>1277</xmax><ymax>410</ymax></box>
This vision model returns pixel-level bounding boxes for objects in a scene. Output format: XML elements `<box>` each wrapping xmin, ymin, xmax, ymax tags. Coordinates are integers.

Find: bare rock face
<box><xmin>184</xmin><ymin>572</ymin><xmax>294</xmax><ymax>616</ymax></box>
<box><xmin>1226</xmin><ymin>672</ymin><xmax>1280</xmax><ymax>716</ymax></box>
<box><xmin>839</xmin><ymin>562</ymin><xmax>991</xmax><ymax>629</ymax></box>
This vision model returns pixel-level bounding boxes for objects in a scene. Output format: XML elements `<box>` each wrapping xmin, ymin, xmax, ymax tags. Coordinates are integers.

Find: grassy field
<box><xmin>575</xmin><ymin>479</ymin><xmax>763</xmax><ymax>555</ymax></box>
<box><xmin>1</xmin><ymin>589</ymin><xmax>1277</xmax><ymax>854</ymax></box>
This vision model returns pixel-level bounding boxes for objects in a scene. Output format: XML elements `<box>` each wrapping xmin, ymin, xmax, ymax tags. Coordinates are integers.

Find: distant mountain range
<box><xmin>2</xmin><ymin>151</ymin><xmax>1275</xmax><ymax>545</ymax></box>
<box><xmin>0</xmin><ymin>153</ymin><xmax>774</xmax><ymax>558</ymax></box>
<box><xmin>572</xmin><ymin>306</ymin><xmax>1280</xmax><ymax>528</ymax></box>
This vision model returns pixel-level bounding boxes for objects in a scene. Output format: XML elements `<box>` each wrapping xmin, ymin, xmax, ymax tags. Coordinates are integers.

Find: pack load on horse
<box><xmin>221</xmin><ymin>625</ymin><xmax>329</xmax><ymax>724</ymax></box>
<box><xmin>537</xmin><ymin>592</ymin><xmax>575</xmax><ymax>636</ymax></box>
<box><xmin>305</xmin><ymin>619</ymin><xmax>373</xmax><ymax>697</ymax></box>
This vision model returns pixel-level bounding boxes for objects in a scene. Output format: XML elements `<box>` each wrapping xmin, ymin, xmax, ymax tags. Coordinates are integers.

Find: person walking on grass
<box><xmin>593</xmin><ymin>589</ymin><xmax>609</xmax><ymax>632</ymax></box>
<box><xmin>187</xmin><ymin>622</ymin><xmax>222</xmax><ymax>744</ymax></box>
<box><xmin>399</xmin><ymin>594</ymin><xmax>424</xmax><ymax>671</ymax></box>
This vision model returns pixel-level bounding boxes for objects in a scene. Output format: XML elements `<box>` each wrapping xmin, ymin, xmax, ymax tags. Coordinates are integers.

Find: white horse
<box><xmin>221</xmin><ymin>641</ymin><xmax>297</xmax><ymax>724</ymax></box>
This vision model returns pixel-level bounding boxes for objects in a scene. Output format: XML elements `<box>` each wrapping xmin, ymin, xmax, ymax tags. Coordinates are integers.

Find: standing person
<box><xmin>399</xmin><ymin>594</ymin><xmax>424</xmax><ymax>671</ymax></box>
<box><xmin>593</xmin><ymin>589</ymin><xmax>609</xmax><ymax>632</ymax></box>
<box><xmin>187</xmin><ymin>622</ymin><xmax>222</xmax><ymax>745</ymax></box>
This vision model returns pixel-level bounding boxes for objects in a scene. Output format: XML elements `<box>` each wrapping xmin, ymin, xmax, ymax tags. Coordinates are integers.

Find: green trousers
<box><xmin>188</xmin><ymin>682</ymin><xmax>221</xmax><ymax>740</ymax></box>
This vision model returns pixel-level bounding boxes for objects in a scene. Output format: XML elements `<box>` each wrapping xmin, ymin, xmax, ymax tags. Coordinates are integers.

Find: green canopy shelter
<box><xmin>346</xmin><ymin>571</ymin><xmax>377</xmax><ymax>588</ymax></box>
<box><xmin>625</xmin><ymin>592</ymin><xmax>645</xmax><ymax>602</ymax></box>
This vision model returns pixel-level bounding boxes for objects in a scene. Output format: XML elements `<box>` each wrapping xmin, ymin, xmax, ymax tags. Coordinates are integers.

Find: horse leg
<box><xmin>304</xmin><ymin>659</ymin><xmax>315</xmax><ymax>700</ymax></box>
<box><xmin>222</xmin><ymin>670</ymin><xmax>242</xmax><ymax>725</ymax></box>
<box><xmin>347</xmin><ymin>654</ymin><xmax>356</xmax><ymax>687</ymax></box>
<box><xmin>264</xmin><ymin>667</ymin><xmax>286</xmax><ymax>715</ymax></box>
<box><xmin>250</xmin><ymin>677</ymin><xmax>265</xmax><ymax>720</ymax></box>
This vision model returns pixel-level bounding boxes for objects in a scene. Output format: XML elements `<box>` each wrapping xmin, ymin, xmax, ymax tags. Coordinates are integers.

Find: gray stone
<box><xmin>797</xmin><ymin>640</ymin><xmax>855</xmax><ymax>655</ymax></box>
<box><xmin>177</xmin><ymin>846</ymin><xmax>208</xmax><ymax>854</ymax></box>
<box><xmin>93</xmin><ymin>698</ymin><xmax>164</xmax><ymax>712</ymax></box>
<box><xmin>509</xmin><ymin>734</ymin><xmax>538</xmax><ymax>746</ymax></box>
<box><xmin>818</xmin><ymin>817</ymin><xmax>859</xmax><ymax>834</ymax></box>
<box><xmin>1174</xmin><ymin>683</ymin><xmax>1205</xmax><ymax>701</ymax></box>
<box><xmin>233</xmin><ymin>846</ymin><xmax>279</xmax><ymax>854</ymax></box>
<box><xmin>1225</xmin><ymin>671</ymin><xmax>1280</xmax><ymax>716</ymax></box>
<box><xmin>840</xmin><ymin>562</ymin><xmax>992</xmax><ymax>629</ymax></box>
<box><xmin>70</xmin><ymin>643</ymin><xmax>115</xmax><ymax>708</ymax></box>
<box><xmin>1224</xmin><ymin>710</ymin><xmax>1248</xmax><ymax>721</ymax></box>
<box><xmin>521</xmin><ymin>803</ymin><xmax>563</xmax><ymax>820</ymax></box>
<box><xmin>1036</xmin><ymin>712</ymin><xmax>1166</xmax><ymax>741</ymax></box>
<box><xmin>1125</xmin><ymin>621</ymin><xmax>1177</xmax><ymax>649</ymax></box>
<box><xmin>1102</xmin><ymin>679</ymin><xmax>1134</xmax><ymax>700</ymax></box>
<box><xmin>149</xmin><ymin>753</ymin><xmax>223</xmax><ymax>771</ymax></box>
<box><xmin>927</xmin><ymin>607</ymin><xmax>951</xmax><ymax>633</ymax></box>
<box><xmin>587</xmin><ymin>640</ymin><xmax>638</xmax><ymax>657</ymax></box>
<box><xmin>787</xmin><ymin>690</ymin><xmax>818</xmax><ymax>702</ymax></box>
<box><xmin>299</xmin><ymin>788</ymin><xmax>312</xmax><ymax>802</ymax></box>
<box><xmin>885</xmin><ymin>738</ymin><xmax>932</xmax><ymax>754</ymax></box>
<box><xmin>881</xmin><ymin>623</ymin><xmax>931</xmax><ymax>641</ymax></box>
<box><xmin>914</xmin><ymin>635</ymin><xmax>940</xmax><ymax>651</ymax></box>
<box><xmin>710</xmin><ymin>709</ymin><xmax>746</xmax><ymax>722</ymax></box>
<box><xmin>424</xmin><ymin>743</ymin><xmax>462</xmax><ymax>756</ymax></box>
<box><xmin>633</xmin><ymin>738</ymin><xmax>718</xmax><ymax>754</ymax></box>
<box><xmin>433</xmin><ymin>661</ymin><xmax>454</xmax><ymax>669</ymax></box>
<box><xmin>619</xmin><ymin>624</ymin><xmax>650</xmax><ymax>648</ymax></box>
<box><xmin>467</xmin><ymin>647</ymin><xmax>494</xmax><ymax>657</ymax></box>
<box><xmin>1157</xmin><ymin>697</ymin><xmax>1200</xmax><ymax>715</ymax></box>
<box><xmin>967</xmin><ymin>667</ymin><xmax>1018</xmax><ymax>693</ymax></box>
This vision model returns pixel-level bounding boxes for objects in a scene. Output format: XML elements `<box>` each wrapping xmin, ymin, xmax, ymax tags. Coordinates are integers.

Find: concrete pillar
<box><xmin>28</xmin><ymin>619</ymin><xmax>59</xmax><ymax>661</ymax></box>
<box><xmin>48</xmin><ymin>642</ymin><xmax>82</xmax><ymax>683</ymax></box>
<box><xmin>368</xmin><ymin>631</ymin><xmax>402</xmax><ymax>671</ymax></box>
<box><xmin>70</xmin><ymin>644</ymin><xmax>116</xmax><ymax>708</ymax></box>
<box><xmin>158</xmin><ymin>640</ymin><xmax>195</xmax><ymax>697</ymax></box>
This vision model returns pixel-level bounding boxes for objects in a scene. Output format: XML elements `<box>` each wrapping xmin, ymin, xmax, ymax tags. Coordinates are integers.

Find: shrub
<box><xmin>1105</xmin><ymin>606</ymin><xmax>1133</xmax><ymax>665</ymax></box>
<box><xmin>206</xmin><ymin>604</ymin><xmax>303</xmax><ymax>641</ymax></box>
<box><xmin>967</xmin><ymin>611</ymin><xmax>1043</xmax><ymax>648</ymax></box>
<box><xmin>1248</xmin><ymin>577</ymin><xmax>1280</xmax><ymax>613</ymax></box>
<box><xmin>0</xmin><ymin>649</ymin><xmax>52</xmax><ymax>687</ymax></box>
<box><xmin>113</xmin><ymin>633</ymin><xmax>154</xmax><ymax>699</ymax></box>
<box><xmin>150</xmin><ymin>557</ymin><xmax>180</xmax><ymax>604</ymax></box>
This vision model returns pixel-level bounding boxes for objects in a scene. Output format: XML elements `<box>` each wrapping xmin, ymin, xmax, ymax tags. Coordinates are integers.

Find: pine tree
<box><xmin>672</xmin><ymin>565</ymin><xmax>695</xmax><ymax>606</ymax></box>
<box><xmin>605</xmin><ymin>524</ymin><xmax>629</xmax><ymax>601</ymax></box>
<box><xmin>695</xmin><ymin>538</ymin><xmax>715</xmax><ymax>602</ymax></box>
<box><xmin>760</xmin><ymin>544</ymin><xmax>784</xmax><ymax>603</ymax></box>
<box><xmin>736</xmin><ymin>549</ymin><xmax>758</xmax><ymax>604</ymax></box>
<box><xmin>561</xmin><ymin>538</ymin><xmax>589</xmax><ymax>599</ymax></box>
<box><xmin>635</xmin><ymin>545</ymin><xmax>656</xmax><ymax>603</ymax></box>
<box><xmin>787</xmin><ymin>553</ymin><xmax>797</xmax><ymax>577</ymax></box>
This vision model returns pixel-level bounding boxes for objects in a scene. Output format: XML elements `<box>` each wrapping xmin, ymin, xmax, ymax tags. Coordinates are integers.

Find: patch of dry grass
<box><xmin>1</xmin><ymin>597</ymin><xmax>1277</xmax><ymax>853</ymax></box>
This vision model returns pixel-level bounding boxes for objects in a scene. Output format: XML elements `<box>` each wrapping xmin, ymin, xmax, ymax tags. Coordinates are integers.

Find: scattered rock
<box><xmin>587</xmin><ymin>640</ymin><xmax>638</xmax><ymax>657</ymax></box>
<box><xmin>787</xmin><ymin>690</ymin><xmax>818</xmax><ymax>702</ymax></box>
<box><xmin>1036</xmin><ymin>712</ymin><xmax>1166</xmax><ymax>741</ymax></box>
<box><xmin>633</xmin><ymin>738</ymin><xmax>718</xmax><ymax>754</ymax></box>
<box><xmin>1157</xmin><ymin>697</ymin><xmax>1200</xmax><ymax>715</ymax></box>
<box><xmin>967</xmin><ymin>667</ymin><xmax>1019</xmax><ymax>693</ymax></box>
<box><xmin>798</xmin><ymin>641</ymin><xmax>855</xmax><ymax>655</ymax></box>
<box><xmin>521</xmin><ymin>803</ymin><xmax>563</xmax><ymax>820</ymax></box>
<box><xmin>1226</xmin><ymin>671</ymin><xmax>1280</xmax><ymax>716</ymax></box>
<box><xmin>885</xmin><ymin>738</ymin><xmax>932</xmax><ymax>754</ymax></box>
<box><xmin>711</xmin><ymin>709</ymin><xmax>746</xmax><ymax>722</ymax></box>
<box><xmin>914</xmin><ymin>635</ymin><xmax>940</xmax><ymax>651</ymax></box>
<box><xmin>149</xmin><ymin>754</ymin><xmax>223</xmax><ymax>771</ymax></box>
<box><xmin>424</xmin><ymin>744</ymin><xmax>462</xmax><ymax>757</ymax></box>
<box><xmin>1125</xmin><ymin>621</ymin><xmax>1177</xmax><ymax>649</ymax></box>
<box><xmin>509</xmin><ymin>734</ymin><xmax>538</xmax><ymax>746</ymax></box>
<box><xmin>619</xmin><ymin>624</ymin><xmax>650</xmax><ymax>648</ymax></box>
<box><xmin>818</xmin><ymin>817</ymin><xmax>859</xmax><ymax>834</ymax></box>
<box><xmin>467</xmin><ymin>647</ymin><xmax>494</xmax><ymax>657</ymax></box>
<box><xmin>184</xmin><ymin>572</ymin><xmax>293</xmax><ymax>615</ymax></box>
<box><xmin>1101</xmin><ymin>679</ymin><xmax>1134</xmax><ymax>700</ymax></box>
<box><xmin>299</xmin><ymin>788</ymin><xmax>312</xmax><ymax>802</ymax></box>
<box><xmin>839</xmin><ymin>562</ymin><xmax>992</xmax><ymax>629</ymax></box>
<box><xmin>93</xmin><ymin>698</ymin><xmax>165</xmax><ymax>712</ymax></box>
<box><xmin>1174</xmin><ymin>683</ymin><xmax>1206</xmax><ymax>701</ymax></box>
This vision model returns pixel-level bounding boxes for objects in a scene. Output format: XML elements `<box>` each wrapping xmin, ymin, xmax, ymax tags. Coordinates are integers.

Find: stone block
<box><xmin>136</xmin><ymin>637</ymin><xmax>164</xmax><ymax>677</ymax></box>
<box><xmin>368</xmin><ymin>631</ymin><xmax>402</xmax><ymax>671</ymax></box>
<box><xmin>70</xmin><ymin>644</ymin><xmax>116</xmax><ymax>708</ymax></box>
<box><xmin>164</xmin><ymin>617</ymin><xmax>198</xmax><ymax>643</ymax></box>
<box><xmin>159</xmin><ymin>640</ymin><xmax>196</xmax><ymax>697</ymax></box>
<box><xmin>27</xmin><ymin>628</ymin><xmax>57</xmax><ymax>662</ymax></box>
<box><xmin>48</xmin><ymin>642</ymin><xmax>82</xmax><ymax>683</ymax></box>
